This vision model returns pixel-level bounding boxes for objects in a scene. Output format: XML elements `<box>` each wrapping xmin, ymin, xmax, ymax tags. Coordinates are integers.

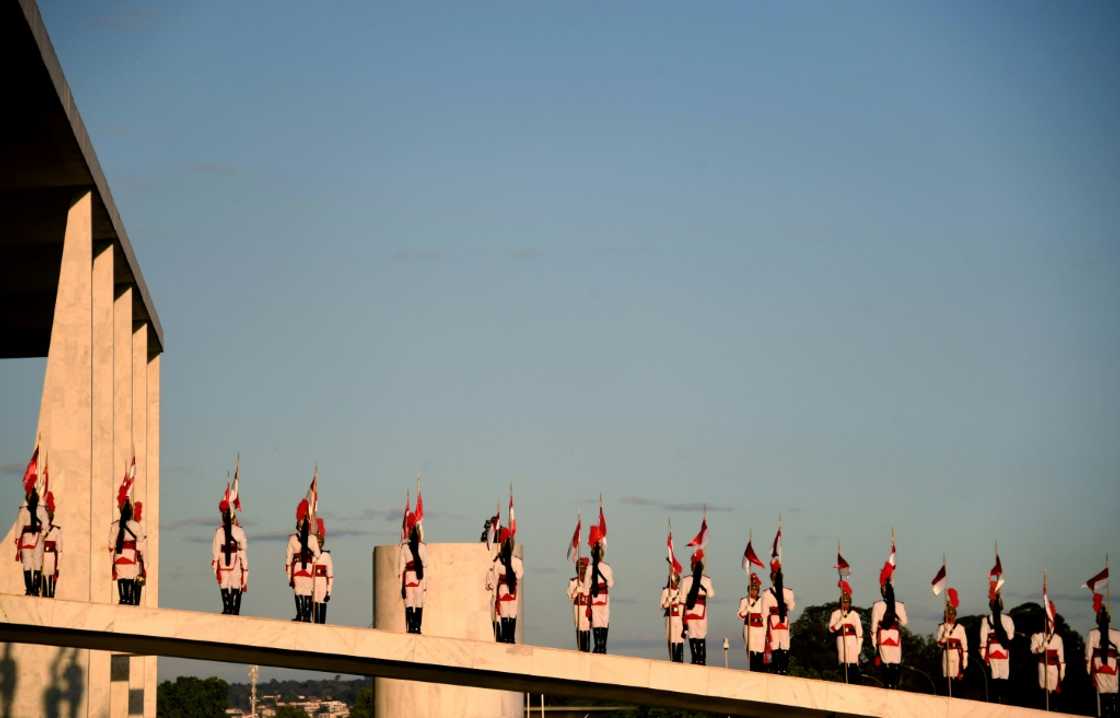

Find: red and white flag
<box><xmin>988</xmin><ymin>552</ymin><xmax>1004</xmax><ymax>595</ymax></box>
<box><xmin>687</xmin><ymin>515</ymin><xmax>709</xmax><ymax>550</ymax></box>
<box><xmin>1083</xmin><ymin>567</ymin><xmax>1109</xmax><ymax>595</ymax></box>
<box><xmin>414</xmin><ymin>482</ymin><xmax>424</xmax><ymax>528</ymax></box>
<box><xmin>886</xmin><ymin>538</ymin><xmax>896</xmax><ymax>568</ymax></box>
<box><xmin>930</xmin><ymin>560</ymin><xmax>948</xmax><ymax>596</ymax></box>
<box><xmin>742</xmin><ymin>537</ymin><xmax>765</xmax><ymax>572</ymax></box>
<box><xmin>667</xmin><ymin>526</ymin><xmax>683</xmax><ymax>576</ymax></box>
<box><xmin>771</xmin><ymin>525</ymin><xmax>783</xmax><ymax>566</ymax></box>
<box><xmin>835</xmin><ymin>551</ymin><xmax>851</xmax><ymax>578</ymax></box>
<box><xmin>508</xmin><ymin>489</ymin><xmax>517</xmax><ymax>537</ymax></box>
<box><xmin>598</xmin><ymin>495</ymin><xmax>607</xmax><ymax>539</ymax></box>
<box><xmin>230</xmin><ymin>456</ymin><xmax>242</xmax><ymax>513</ymax></box>
<box><xmin>117</xmin><ymin>455</ymin><xmax>136</xmax><ymax>509</ymax></box>
<box><xmin>880</xmin><ymin>537</ymin><xmax>897</xmax><ymax>586</ymax></box>
<box><xmin>1043</xmin><ymin>575</ymin><xmax>1056</xmax><ymax>628</ymax></box>
<box><xmin>21</xmin><ymin>446</ymin><xmax>39</xmax><ymax>496</ymax></box>
<box><xmin>566</xmin><ymin>514</ymin><xmax>582</xmax><ymax>562</ymax></box>
<box><xmin>306</xmin><ymin>466</ymin><xmax>319</xmax><ymax>518</ymax></box>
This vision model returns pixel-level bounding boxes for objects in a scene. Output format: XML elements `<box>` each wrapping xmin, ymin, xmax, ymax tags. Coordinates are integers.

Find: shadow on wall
<box><xmin>44</xmin><ymin>647</ymin><xmax>84</xmax><ymax>718</ymax></box>
<box><xmin>0</xmin><ymin>644</ymin><xmax>15</xmax><ymax>718</ymax></box>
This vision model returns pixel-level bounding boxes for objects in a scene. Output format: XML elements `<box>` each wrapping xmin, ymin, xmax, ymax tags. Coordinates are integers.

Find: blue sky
<box><xmin>2</xmin><ymin>0</ymin><xmax>1118</xmax><ymax>682</ymax></box>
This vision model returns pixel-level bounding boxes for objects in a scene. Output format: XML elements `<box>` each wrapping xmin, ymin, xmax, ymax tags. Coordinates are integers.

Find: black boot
<box><xmin>405</xmin><ymin>607</ymin><xmax>415</xmax><ymax>632</ymax></box>
<box><xmin>314</xmin><ymin>602</ymin><xmax>327</xmax><ymax>624</ymax></box>
<box><xmin>292</xmin><ymin>594</ymin><xmax>301</xmax><ymax>620</ymax></box>
<box><xmin>507</xmin><ymin>618</ymin><xmax>517</xmax><ymax>643</ymax></box>
<box><xmin>302</xmin><ymin>596</ymin><xmax>313</xmax><ymax>622</ymax></box>
<box><xmin>23</xmin><ymin>571</ymin><xmax>34</xmax><ymax>596</ymax></box>
<box><xmin>671</xmin><ymin>643</ymin><xmax>684</xmax><ymax>663</ymax></box>
<box><xmin>31</xmin><ymin>571</ymin><xmax>42</xmax><ymax>597</ymax></box>
<box><xmin>42</xmin><ymin>576</ymin><xmax>56</xmax><ymax>598</ymax></box>
<box><xmin>231</xmin><ymin>590</ymin><xmax>242</xmax><ymax>616</ymax></box>
<box><xmin>414</xmin><ymin>607</ymin><xmax>423</xmax><ymax>634</ymax></box>
<box><xmin>578</xmin><ymin>631</ymin><xmax>591</xmax><ymax>652</ymax></box>
<box><xmin>133</xmin><ymin>581</ymin><xmax>143</xmax><ymax>606</ymax></box>
<box><xmin>773</xmin><ymin>649</ymin><xmax>788</xmax><ymax>674</ymax></box>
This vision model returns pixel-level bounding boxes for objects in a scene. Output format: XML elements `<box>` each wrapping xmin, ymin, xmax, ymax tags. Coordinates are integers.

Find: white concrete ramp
<box><xmin>0</xmin><ymin>595</ymin><xmax>1069</xmax><ymax>718</ymax></box>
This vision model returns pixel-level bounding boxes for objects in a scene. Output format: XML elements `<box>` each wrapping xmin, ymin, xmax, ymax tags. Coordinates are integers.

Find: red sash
<box><xmin>44</xmin><ymin>541</ymin><xmax>58</xmax><ymax>554</ymax></box>
<box><xmin>838</xmin><ymin>624</ymin><xmax>857</xmax><ymax>636</ymax></box>
<box><xmin>290</xmin><ymin>557</ymin><xmax>313</xmax><ymax>578</ymax></box>
<box><xmin>768</xmin><ymin>607</ymin><xmax>788</xmax><ymax>630</ymax></box>
<box><xmin>1042</xmin><ymin>649</ymin><xmax>1061</xmax><ymax>666</ymax></box>
<box><xmin>747</xmin><ymin>614</ymin><xmax>764</xmax><ymax>628</ymax></box>
<box><xmin>313</xmin><ymin>564</ymin><xmax>329</xmax><ymax>578</ymax></box>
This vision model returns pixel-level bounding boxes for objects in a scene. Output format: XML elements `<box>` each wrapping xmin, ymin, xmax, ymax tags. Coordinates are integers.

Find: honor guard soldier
<box><xmin>568</xmin><ymin>557</ymin><xmax>592</xmax><ymax>652</ymax></box>
<box><xmin>109</xmin><ymin>464</ymin><xmax>146</xmax><ymax>606</ymax></box>
<box><xmin>312</xmin><ymin>518</ymin><xmax>333</xmax><ymax>624</ymax></box>
<box><xmin>586</xmin><ymin>525</ymin><xmax>614</xmax><ymax>654</ymax></box>
<box><xmin>486</xmin><ymin>528</ymin><xmax>523</xmax><ymax>643</ymax></box>
<box><xmin>762</xmin><ymin>558</ymin><xmax>795</xmax><ymax>673</ymax></box>
<box><xmin>1087</xmin><ymin>603</ymin><xmax>1119</xmax><ymax>717</ymax></box>
<box><xmin>870</xmin><ymin>562</ymin><xmax>908</xmax><ymax>689</ymax></box>
<box><xmin>41</xmin><ymin>489</ymin><xmax>62</xmax><ymax>598</ymax></box>
<box><xmin>980</xmin><ymin>578</ymin><xmax>1015</xmax><ymax>702</ymax></box>
<box><xmin>737</xmin><ymin>573</ymin><xmax>766</xmax><ymax>671</ymax></box>
<box><xmin>398</xmin><ymin>511</ymin><xmax>427</xmax><ymax>634</ymax></box>
<box><xmin>15</xmin><ymin>449</ymin><xmax>49</xmax><ymax>597</ymax></box>
<box><xmin>212</xmin><ymin>482</ymin><xmax>249</xmax><ymax>615</ymax></box>
<box><xmin>829</xmin><ymin>580</ymin><xmax>863</xmax><ymax>680</ymax></box>
<box><xmin>680</xmin><ymin>550</ymin><xmax>715</xmax><ymax>664</ymax></box>
<box><xmin>285</xmin><ymin>499</ymin><xmax>320</xmax><ymax>622</ymax></box>
<box><xmin>1031</xmin><ymin>608</ymin><xmax>1065</xmax><ymax>704</ymax></box>
<box><xmin>660</xmin><ymin>565</ymin><xmax>684</xmax><ymax>662</ymax></box>
<box><xmin>936</xmin><ymin>588</ymin><xmax>967</xmax><ymax>682</ymax></box>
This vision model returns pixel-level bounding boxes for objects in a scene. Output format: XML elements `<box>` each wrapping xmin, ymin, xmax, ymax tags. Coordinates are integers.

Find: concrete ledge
<box><xmin>0</xmin><ymin>595</ymin><xmax>1071</xmax><ymax>718</ymax></box>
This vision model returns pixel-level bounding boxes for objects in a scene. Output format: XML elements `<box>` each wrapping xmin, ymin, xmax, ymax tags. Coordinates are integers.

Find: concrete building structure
<box><xmin>0</xmin><ymin>595</ymin><xmax>1081</xmax><ymax>718</ymax></box>
<box><xmin>372</xmin><ymin>543</ymin><xmax>523</xmax><ymax>718</ymax></box>
<box><xmin>1</xmin><ymin>0</ymin><xmax>163</xmax><ymax>715</ymax></box>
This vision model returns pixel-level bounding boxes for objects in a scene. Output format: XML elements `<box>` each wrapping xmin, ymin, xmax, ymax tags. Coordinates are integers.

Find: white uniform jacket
<box><xmin>312</xmin><ymin>550</ymin><xmax>334</xmax><ymax>603</ymax></box>
<box><xmin>1087</xmin><ymin>627</ymin><xmax>1120</xmax><ymax>694</ymax></box>
<box><xmin>211</xmin><ymin>525</ymin><xmax>249</xmax><ymax>589</ymax></box>
<box><xmin>586</xmin><ymin>562</ymin><xmax>614</xmax><ymax>628</ymax></box>
<box><xmin>568</xmin><ymin>576</ymin><xmax>591</xmax><ymax>631</ymax></box>
<box><xmin>761</xmin><ymin>586</ymin><xmax>796</xmax><ymax>650</ymax></box>
<box><xmin>870</xmin><ymin>600</ymin><xmax>908</xmax><ymax>665</ymax></box>
<box><xmin>398</xmin><ymin>542</ymin><xmax>429</xmax><ymax>608</ymax></box>
<box><xmin>679</xmin><ymin>575</ymin><xmax>715</xmax><ymax>639</ymax></box>
<box><xmin>738</xmin><ymin>595</ymin><xmax>767</xmax><ymax>654</ymax></box>
<box><xmin>15</xmin><ymin>503</ymin><xmax>50</xmax><ymax>570</ymax></box>
<box><xmin>829</xmin><ymin>608</ymin><xmax>863</xmax><ymax>665</ymax></box>
<box><xmin>660</xmin><ymin>585</ymin><xmax>683</xmax><ymax>645</ymax></box>
<box><xmin>285</xmin><ymin>533</ymin><xmax>321</xmax><ymax>596</ymax></box>
<box><xmin>108</xmin><ymin>520</ymin><xmax>146</xmax><ymax>580</ymax></box>
<box><xmin>42</xmin><ymin>524</ymin><xmax>62</xmax><ymax>578</ymax></box>
<box><xmin>979</xmin><ymin>613</ymin><xmax>1015</xmax><ymax>679</ymax></box>
<box><xmin>937</xmin><ymin>622</ymin><xmax>968</xmax><ymax>678</ymax></box>
<box><xmin>486</xmin><ymin>556</ymin><xmax>524</xmax><ymax>619</ymax></box>
<box><xmin>1030</xmin><ymin>632</ymin><xmax>1065</xmax><ymax>692</ymax></box>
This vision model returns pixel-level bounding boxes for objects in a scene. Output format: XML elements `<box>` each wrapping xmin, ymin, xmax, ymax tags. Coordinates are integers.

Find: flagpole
<box><xmin>746</xmin><ymin>528</ymin><xmax>752</xmax><ymax>673</ymax></box>
<box><xmin>1043</xmin><ymin>569</ymin><xmax>1049</xmax><ymax>712</ymax></box>
<box><xmin>666</xmin><ymin>517</ymin><xmax>673</xmax><ymax>661</ymax></box>
<box><xmin>838</xmin><ymin>540</ymin><xmax>848</xmax><ymax>685</ymax></box>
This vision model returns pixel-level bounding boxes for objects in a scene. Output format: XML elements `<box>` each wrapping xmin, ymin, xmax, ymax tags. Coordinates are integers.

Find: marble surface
<box><xmin>0</xmin><ymin>593</ymin><xmax>1077</xmax><ymax>718</ymax></box>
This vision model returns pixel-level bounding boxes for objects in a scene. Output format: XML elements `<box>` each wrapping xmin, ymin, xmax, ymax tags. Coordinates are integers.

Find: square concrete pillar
<box><xmin>143</xmin><ymin>352</ymin><xmax>160</xmax><ymax>718</ymax></box>
<box><xmin>128</xmin><ymin>323</ymin><xmax>148</xmax><ymax>708</ymax></box>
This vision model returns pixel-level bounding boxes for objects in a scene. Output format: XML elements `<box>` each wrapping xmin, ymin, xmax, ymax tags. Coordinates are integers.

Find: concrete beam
<box><xmin>0</xmin><ymin>596</ymin><xmax>1071</xmax><ymax>718</ymax></box>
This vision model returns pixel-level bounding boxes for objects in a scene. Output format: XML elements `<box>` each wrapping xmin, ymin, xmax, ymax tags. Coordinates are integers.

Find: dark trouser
<box><xmin>577</xmin><ymin>630</ymin><xmax>591</xmax><ymax>653</ymax></box>
<box><xmin>116</xmin><ymin>579</ymin><xmax>140</xmax><ymax>606</ymax></box>
<box><xmin>41</xmin><ymin>574</ymin><xmax>57</xmax><ymax>598</ymax></box>
<box><xmin>23</xmin><ymin>570</ymin><xmax>42</xmax><ymax>596</ymax></box>
<box><xmin>770</xmin><ymin>649</ymin><xmax>789</xmax><ymax>674</ymax></box>
<box><xmin>231</xmin><ymin>589</ymin><xmax>242</xmax><ymax>615</ymax></box>
<box><xmin>293</xmin><ymin>594</ymin><xmax>302</xmax><ymax>620</ymax></box>
<box><xmin>405</xmin><ymin>607</ymin><xmax>423</xmax><ymax>634</ymax></box>
<box><xmin>989</xmin><ymin>677</ymin><xmax>1007</xmax><ymax>703</ymax></box>
<box><xmin>592</xmin><ymin>627</ymin><xmax>609</xmax><ymax>654</ymax></box>
<box><xmin>748</xmin><ymin>651</ymin><xmax>765</xmax><ymax>671</ymax></box>
<box><xmin>493</xmin><ymin>621</ymin><xmax>501</xmax><ymax>641</ymax></box>
<box><xmin>299</xmin><ymin>595</ymin><xmax>313</xmax><ymax>622</ymax></box>
<box><xmin>313</xmin><ymin>601</ymin><xmax>327</xmax><ymax>624</ymax></box>
<box><xmin>500</xmin><ymin>617</ymin><xmax>517</xmax><ymax>643</ymax></box>
<box><xmin>882</xmin><ymin>663</ymin><xmax>901</xmax><ymax>689</ymax></box>
<box><xmin>689</xmin><ymin>638</ymin><xmax>706</xmax><ymax>665</ymax></box>
<box><xmin>670</xmin><ymin>642</ymin><xmax>684</xmax><ymax>663</ymax></box>
<box><xmin>221</xmin><ymin>589</ymin><xmax>242</xmax><ymax>615</ymax></box>
<box><xmin>135</xmin><ymin>581</ymin><xmax>143</xmax><ymax>605</ymax></box>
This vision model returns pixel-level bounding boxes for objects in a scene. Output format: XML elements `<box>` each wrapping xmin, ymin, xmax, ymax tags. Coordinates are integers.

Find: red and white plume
<box><xmin>508</xmin><ymin>487</ymin><xmax>517</xmax><ymax>537</ymax></box>
<box><xmin>566</xmin><ymin>514</ymin><xmax>582</xmax><ymax>562</ymax></box>
<box><xmin>835</xmin><ymin>551</ymin><xmax>851</xmax><ymax>578</ymax></box>
<box><xmin>930</xmin><ymin>559</ymin><xmax>948</xmax><ymax>597</ymax></box>
<box><xmin>687</xmin><ymin>513</ymin><xmax>709</xmax><ymax>551</ymax></box>
<box><xmin>21</xmin><ymin>446</ymin><xmax>39</xmax><ymax>497</ymax></box>
<box><xmin>742</xmin><ymin>535</ymin><xmax>765</xmax><ymax>572</ymax></box>
<box><xmin>117</xmin><ymin>455</ymin><xmax>137</xmax><ymax>510</ymax></box>
<box><xmin>597</xmin><ymin>495</ymin><xmax>607</xmax><ymax>541</ymax></box>
<box><xmin>414</xmin><ymin>475</ymin><xmax>425</xmax><ymax>528</ymax></box>
<box><xmin>880</xmin><ymin>536</ymin><xmax>897</xmax><ymax>587</ymax></box>
<box><xmin>667</xmin><ymin>524</ymin><xmax>684</xmax><ymax>576</ymax></box>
